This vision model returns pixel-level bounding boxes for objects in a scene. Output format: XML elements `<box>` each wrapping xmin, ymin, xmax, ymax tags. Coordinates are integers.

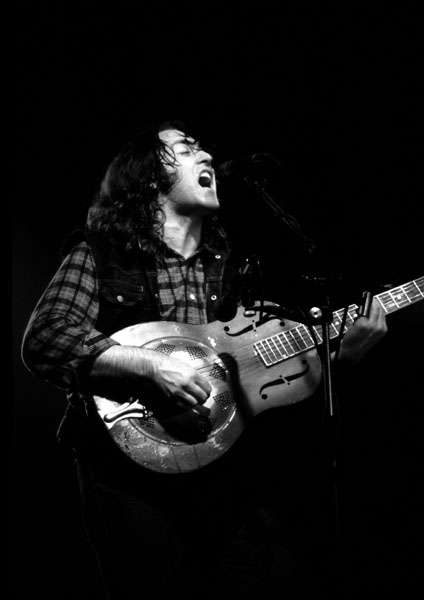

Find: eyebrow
<box><xmin>171</xmin><ymin>136</ymin><xmax>197</xmax><ymax>147</ymax></box>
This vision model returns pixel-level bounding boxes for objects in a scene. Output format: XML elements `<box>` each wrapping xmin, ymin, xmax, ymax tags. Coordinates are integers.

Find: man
<box><xmin>21</xmin><ymin>119</ymin><xmax>387</xmax><ymax>598</ymax></box>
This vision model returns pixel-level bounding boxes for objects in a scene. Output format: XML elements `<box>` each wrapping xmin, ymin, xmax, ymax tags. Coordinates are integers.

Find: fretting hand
<box><xmin>338</xmin><ymin>297</ymin><xmax>387</xmax><ymax>366</ymax></box>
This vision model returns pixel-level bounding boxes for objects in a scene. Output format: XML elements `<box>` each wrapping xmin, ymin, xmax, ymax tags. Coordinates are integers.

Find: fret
<box><xmin>388</xmin><ymin>290</ymin><xmax>400</xmax><ymax>308</ymax></box>
<box><xmin>254</xmin><ymin>340</ymin><xmax>274</xmax><ymax>366</ymax></box>
<box><xmin>264</xmin><ymin>339</ymin><xmax>281</xmax><ymax>363</ymax></box>
<box><xmin>389</xmin><ymin>289</ymin><xmax>410</xmax><ymax>308</ymax></box>
<box><xmin>380</xmin><ymin>290</ymin><xmax>416</xmax><ymax>313</ymax></box>
<box><xmin>346</xmin><ymin>308</ymin><xmax>357</xmax><ymax>324</ymax></box>
<box><xmin>298</xmin><ymin>325</ymin><xmax>315</xmax><ymax>348</ymax></box>
<box><xmin>333</xmin><ymin>309</ymin><xmax>344</xmax><ymax>325</ymax></box>
<box><xmin>411</xmin><ymin>280</ymin><xmax>424</xmax><ymax>300</ymax></box>
<box><xmin>276</xmin><ymin>333</ymin><xmax>294</xmax><ymax>357</ymax></box>
<box><xmin>398</xmin><ymin>287</ymin><xmax>414</xmax><ymax>305</ymax></box>
<box><xmin>274</xmin><ymin>335</ymin><xmax>293</xmax><ymax>360</ymax></box>
<box><xmin>377</xmin><ymin>292</ymin><xmax>392</xmax><ymax>313</ymax></box>
<box><xmin>312</xmin><ymin>326</ymin><xmax>323</xmax><ymax>344</ymax></box>
<box><xmin>415</xmin><ymin>278</ymin><xmax>424</xmax><ymax>295</ymax></box>
<box><xmin>332</xmin><ymin>309</ymin><xmax>349</xmax><ymax>335</ymax></box>
<box><xmin>263</xmin><ymin>338</ymin><xmax>276</xmax><ymax>362</ymax></box>
<box><xmin>287</xmin><ymin>329</ymin><xmax>304</xmax><ymax>352</ymax></box>
<box><xmin>281</xmin><ymin>331</ymin><xmax>296</xmax><ymax>354</ymax></box>
<box><xmin>330</xmin><ymin>322</ymin><xmax>339</xmax><ymax>337</ymax></box>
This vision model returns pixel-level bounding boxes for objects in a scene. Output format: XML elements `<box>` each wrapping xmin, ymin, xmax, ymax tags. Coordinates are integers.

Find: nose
<box><xmin>197</xmin><ymin>149</ymin><xmax>213</xmax><ymax>165</ymax></box>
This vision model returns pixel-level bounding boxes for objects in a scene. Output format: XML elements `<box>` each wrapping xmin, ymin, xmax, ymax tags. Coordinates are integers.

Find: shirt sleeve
<box><xmin>21</xmin><ymin>241</ymin><xmax>119</xmax><ymax>390</ymax></box>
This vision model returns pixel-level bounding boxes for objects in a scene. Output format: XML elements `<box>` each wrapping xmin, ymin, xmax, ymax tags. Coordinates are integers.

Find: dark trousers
<box><xmin>75</xmin><ymin>450</ymin><xmax>306</xmax><ymax>599</ymax></box>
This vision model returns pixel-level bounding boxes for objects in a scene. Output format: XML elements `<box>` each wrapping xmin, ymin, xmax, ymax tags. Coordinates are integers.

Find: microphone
<box><xmin>217</xmin><ymin>153</ymin><xmax>278</xmax><ymax>179</ymax></box>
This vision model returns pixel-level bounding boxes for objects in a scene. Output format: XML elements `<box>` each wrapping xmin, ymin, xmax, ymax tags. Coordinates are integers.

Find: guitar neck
<box><xmin>324</xmin><ymin>276</ymin><xmax>424</xmax><ymax>341</ymax></box>
<box><xmin>254</xmin><ymin>277</ymin><xmax>424</xmax><ymax>367</ymax></box>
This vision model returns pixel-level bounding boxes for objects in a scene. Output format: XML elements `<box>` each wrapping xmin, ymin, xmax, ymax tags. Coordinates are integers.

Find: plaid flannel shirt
<box><xmin>22</xmin><ymin>240</ymin><xmax>212</xmax><ymax>391</ymax></box>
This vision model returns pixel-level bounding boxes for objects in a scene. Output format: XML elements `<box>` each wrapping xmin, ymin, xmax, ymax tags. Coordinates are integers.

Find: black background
<box><xmin>13</xmin><ymin>3</ymin><xmax>423</xmax><ymax>598</ymax></box>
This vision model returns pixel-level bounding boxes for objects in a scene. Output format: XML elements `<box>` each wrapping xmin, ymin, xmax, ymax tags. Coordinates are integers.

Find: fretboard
<box><xmin>254</xmin><ymin>276</ymin><xmax>424</xmax><ymax>367</ymax></box>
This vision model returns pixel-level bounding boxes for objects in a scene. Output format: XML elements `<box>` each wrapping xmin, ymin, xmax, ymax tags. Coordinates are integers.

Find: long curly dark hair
<box><xmin>87</xmin><ymin>119</ymin><xmax>227</xmax><ymax>258</ymax></box>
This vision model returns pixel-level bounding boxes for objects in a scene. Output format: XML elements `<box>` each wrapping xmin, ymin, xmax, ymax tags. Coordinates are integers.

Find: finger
<box><xmin>192</xmin><ymin>403</ymin><xmax>211</xmax><ymax>416</ymax></box>
<box><xmin>177</xmin><ymin>381</ymin><xmax>211</xmax><ymax>407</ymax></box>
<box><xmin>194</xmin><ymin>383</ymin><xmax>211</xmax><ymax>404</ymax></box>
<box><xmin>363</xmin><ymin>300</ymin><xmax>387</xmax><ymax>338</ymax></box>
<box><xmin>193</xmin><ymin>376</ymin><xmax>212</xmax><ymax>398</ymax></box>
<box><xmin>365</xmin><ymin>298</ymin><xmax>380</xmax><ymax>323</ymax></box>
<box><xmin>176</xmin><ymin>390</ymin><xmax>211</xmax><ymax>410</ymax></box>
<box><xmin>175</xmin><ymin>393</ymin><xmax>199</xmax><ymax>409</ymax></box>
<box><xmin>376</xmin><ymin>303</ymin><xmax>388</xmax><ymax>332</ymax></box>
<box><xmin>359</xmin><ymin>291</ymin><xmax>373</xmax><ymax>319</ymax></box>
<box><xmin>371</xmin><ymin>299</ymin><xmax>386</xmax><ymax>327</ymax></box>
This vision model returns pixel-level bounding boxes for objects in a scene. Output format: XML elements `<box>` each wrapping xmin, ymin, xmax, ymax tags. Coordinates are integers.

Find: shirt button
<box><xmin>117</xmin><ymin>295</ymin><xmax>124</xmax><ymax>303</ymax></box>
<box><xmin>211</xmin><ymin>294</ymin><xmax>217</xmax><ymax>301</ymax></box>
<box><xmin>215</xmin><ymin>254</ymin><xmax>221</xmax><ymax>259</ymax></box>
<box><xmin>189</xmin><ymin>293</ymin><xmax>196</xmax><ymax>300</ymax></box>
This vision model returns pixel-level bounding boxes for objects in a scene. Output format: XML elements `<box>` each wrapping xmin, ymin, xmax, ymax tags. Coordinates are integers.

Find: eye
<box><xmin>174</xmin><ymin>143</ymin><xmax>193</xmax><ymax>156</ymax></box>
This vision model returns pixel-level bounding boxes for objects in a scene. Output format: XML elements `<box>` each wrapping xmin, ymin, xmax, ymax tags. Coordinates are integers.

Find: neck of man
<box><xmin>162</xmin><ymin>214</ymin><xmax>203</xmax><ymax>259</ymax></box>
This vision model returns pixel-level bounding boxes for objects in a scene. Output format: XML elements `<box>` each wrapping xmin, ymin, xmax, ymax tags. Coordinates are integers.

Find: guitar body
<box><xmin>92</xmin><ymin>304</ymin><xmax>322</xmax><ymax>474</ymax></box>
<box><xmin>91</xmin><ymin>277</ymin><xmax>423</xmax><ymax>473</ymax></box>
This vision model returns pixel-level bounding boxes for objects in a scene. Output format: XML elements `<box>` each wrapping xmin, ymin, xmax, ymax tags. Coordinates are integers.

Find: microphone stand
<box><xmin>244</xmin><ymin>176</ymin><xmax>342</xmax><ymax>549</ymax></box>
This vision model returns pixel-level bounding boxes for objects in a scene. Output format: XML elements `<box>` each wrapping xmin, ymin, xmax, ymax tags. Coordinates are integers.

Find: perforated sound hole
<box><xmin>210</xmin><ymin>363</ymin><xmax>227</xmax><ymax>381</ymax></box>
<box><xmin>185</xmin><ymin>345</ymin><xmax>208</xmax><ymax>360</ymax></box>
<box><xmin>137</xmin><ymin>414</ymin><xmax>156</xmax><ymax>428</ymax></box>
<box><xmin>213</xmin><ymin>391</ymin><xmax>231</xmax><ymax>412</ymax></box>
<box><xmin>155</xmin><ymin>343</ymin><xmax>176</xmax><ymax>355</ymax></box>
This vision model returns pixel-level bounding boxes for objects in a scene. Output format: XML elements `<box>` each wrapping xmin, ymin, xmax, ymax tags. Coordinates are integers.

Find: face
<box><xmin>158</xmin><ymin>128</ymin><xmax>220</xmax><ymax>217</ymax></box>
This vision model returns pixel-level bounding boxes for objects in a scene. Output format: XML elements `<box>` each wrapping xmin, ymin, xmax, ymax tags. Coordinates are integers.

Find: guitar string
<box><xmin>186</xmin><ymin>280</ymin><xmax>424</xmax><ymax>380</ymax></box>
